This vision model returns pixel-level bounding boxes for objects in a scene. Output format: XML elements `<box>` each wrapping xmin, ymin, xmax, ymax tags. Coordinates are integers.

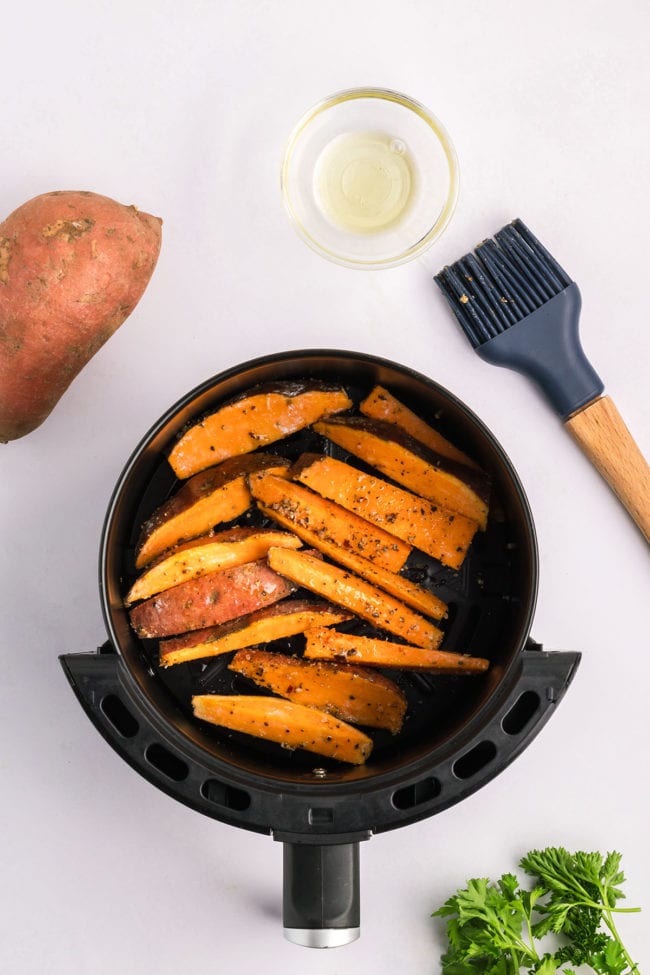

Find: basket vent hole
<box><xmin>145</xmin><ymin>743</ymin><xmax>189</xmax><ymax>782</ymax></box>
<box><xmin>308</xmin><ymin>807</ymin><xmax>334</xmax><ymax>825</ymax></box>
<box><xmin>201</xmin><ymin>779</ymin><xmax>251</xmax><ymax>811</ymax></box>
<box><xmin>392</xmin><ymin>776</ymin><xmax>441</xmax><ymax>810</ymax></box>
<box><xmin>452</xmin><ymin>740</ymin><xmax>497</xmax><ymax>780</ymax></box>
<box><xmin>100</xmin><ymin>694</ymin><xmax>139</xmax><ymax>739</ymax></box>
<box><xmin>502</xmin><ymin>690</ymin><xmax>540</xmax><ymax>736</ymax></box>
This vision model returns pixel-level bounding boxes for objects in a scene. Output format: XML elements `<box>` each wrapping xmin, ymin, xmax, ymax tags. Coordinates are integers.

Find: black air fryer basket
<box><xmin>61</xmin><ymin>349</ymin><xmax>580</xmax><ymax>947</ymax></box>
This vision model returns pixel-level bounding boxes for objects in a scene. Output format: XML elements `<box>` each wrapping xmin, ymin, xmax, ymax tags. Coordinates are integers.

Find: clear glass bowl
<box><xmin>281</xmin><ymin>87</ymin><xmax>459</xmax><ymax>270</ymax></box>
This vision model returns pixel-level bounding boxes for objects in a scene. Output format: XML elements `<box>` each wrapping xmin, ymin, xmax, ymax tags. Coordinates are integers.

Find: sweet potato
<box><xmin>126</xmin><ymin>527</ymin><xmax>301</xmax><ymax>605</ymax></box>
<box><xmin>229</xmin><ymin>649</ymin><xmax>407</xmax><ymax>734</ymax></box>
<box><xmin>168</xmin><ymin>380</ymin><xmax>353</xmax><ymax>478</ymax></box>
<box><xmin>192</xmin><ymin>694</ymin><xmax>373</xmax><ymax>764</ymax></box>
<box><xmin>255</xmin><ymin>497</ymin><xmax>447</xmax><ymax>620</ymax></box>
<box><xmin>359</xmin><ymin>385</ymin><xmax>478</xmax><ymax>468</ymax></box>
<box><xmin>266</xmin><ymin>546</ymin><xmax>444</xmax><ymax>649</ymax></box>
<box><xmin>303</xmin><ymin>626</ymin><xmax>490</xmax><ymax>674</ymax></box>
<box><xmin>248</xmin><ymin>470</ymin><xmax>411</xmax><ymax>572</ymax></box>
<box><xmin>291</xmin><ymin>453</ymin><xmax>478</xmax><ymax>569</ymax></box>
<box><xmin>128</xmin><ymin>559</ymin><xmax>297</xmax><ymax>638</ymax></box>
<box><xmin>0</xmin><ymin>191</ymin><xmax>162</xmax><ymax>442</ymax></box>
<box><xmin>313</xmin><ymin>416</ymin><xmax>490</xmax><ymax>529</ymax></box>
<box><xmin>159</xmin><ymin>599</ymin><xmax>352</xmax><ymax>667</ymax></box>
<box><xmin>135</xmin><ymin>454</ymin><xmax>291</xmax><ymax>569</ymax></box>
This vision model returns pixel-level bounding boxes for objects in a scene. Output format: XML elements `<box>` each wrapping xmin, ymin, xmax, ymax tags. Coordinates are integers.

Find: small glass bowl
<box><xmin>281</xmin><ymin>87</ymin><xmax>459</xmax><ymax>270</ymax></box>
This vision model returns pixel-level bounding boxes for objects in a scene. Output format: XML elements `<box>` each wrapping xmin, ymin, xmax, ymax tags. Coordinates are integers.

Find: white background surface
<box><xmin>1</xmin><ymin>1</ymin><xmax>649</xmax><ymax>972</ymax></box>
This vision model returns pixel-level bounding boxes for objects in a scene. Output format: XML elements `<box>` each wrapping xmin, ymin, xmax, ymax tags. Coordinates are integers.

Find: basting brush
<box><xmin>435</xmin><ymin>219</ymin><xmax>650</xmax><ymax>542</ymax></box>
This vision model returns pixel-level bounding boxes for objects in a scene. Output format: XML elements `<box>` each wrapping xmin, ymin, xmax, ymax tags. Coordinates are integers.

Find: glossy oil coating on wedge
<box><xmin>192</xmin><ymin>694</ymin><xmax>373</xmax><ymax>764</ymax></box>
<box><xmin>159</xmin><ymin>599</ymin><xmax>351</xmax><ymax>667</ymax></box>
<box><xmin>229</xmin><ymin>649</ymin><xmax>407</xmax><ymax>733</ymax></box>
<box><xmin>134</xmin><ymin>454</ymin><xmax>291</xmax><ymax>568</ymax></box>
<box><xmin>168</xmin><ymin>380</ymin><xmax>353</xmax><ymax>478</ymax></box>
<box><xmin>313</xmin><ymin>416</ymin><xmax>490</xmax><ymax>529</ymax></box>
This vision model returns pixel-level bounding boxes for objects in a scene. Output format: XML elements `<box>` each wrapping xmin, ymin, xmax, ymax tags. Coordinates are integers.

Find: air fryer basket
<box><xmin>61</xmin><ymin>349</ymin><xmax>579</xmax><ymax>946</ymax></box>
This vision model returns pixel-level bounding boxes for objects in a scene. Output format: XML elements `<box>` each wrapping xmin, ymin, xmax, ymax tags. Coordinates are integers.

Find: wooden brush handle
<box><xmin>565</xmin><ymin>395</ymin><xmax>650</xmax><ymax>543</ymax></box>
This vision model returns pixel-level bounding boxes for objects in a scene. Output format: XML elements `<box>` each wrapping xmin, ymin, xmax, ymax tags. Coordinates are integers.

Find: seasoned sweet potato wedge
<box><xmin>313</xmin><ymin>416</ymin><xmax>490</xmax><ymax>529</ymax></box>
<box><xmin>168</xmin><ymin>380</ymin><xmax>353</xmax><ymax>478</ymax></box>
<box><xmin>303</xmin><ymin>626</ymin><xmax>489</xmax><ymax>674</ymax></box>
<box><xmin>249</xmin><ymin>471</ymin><xmax>411</xmax><ymax>572</ymax></box>
<box><xmin>229</xmin><ymin>649</ymin><xmax>407</xmax><ymax>734</ymax></box>
<box><xmin>291</xmin><ymin>453</ymin><xmax>477</xmax><ymax>570</ymax></box>
<box><xmin>126</xmin><ymin>527</ymin><xmax>301</xmax><ymax>605</ymax></box>
<box><xmin>359</xmin><ymin>385</ymin><xmax>479</xmax><ymax>468</ymax></box>
<box><xmin>192</xmin><ymin>694</ymin><xmax>373</xmax><ymax>764</ymax></box>
<box><xmin>128</xmin><ymin>559</ymin><xmax>297</xmax><ymax>638</ymax></box>
<box><xmin>267</xmin><ymin>547</ymin><xmax>444</xmax><ymax>649</ymax></box>
<box><xmin>255</xmin><ymin>496</ymin><xmax>447</xmax><ymax>620</ymax></box>
<box><xmin>135</xmin><ymin>454</ymin><xmax>290</xmax><ymax>569</ymax></box>
<box><xmin>159</xmin><ymin>599</ymin><xmax>352</xmax><ymax>667</ymax></box>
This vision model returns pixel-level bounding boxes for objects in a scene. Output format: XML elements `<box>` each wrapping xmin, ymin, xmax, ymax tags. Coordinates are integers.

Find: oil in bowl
<box><xmin>282</xmin><ymin>88</ymin><xmax>458</xmax><ymax>269</ymax></box>
<box><xmin>313</xmin><ymin>131</ymin><xmax>415</xmax><ymax>234</ymax></box>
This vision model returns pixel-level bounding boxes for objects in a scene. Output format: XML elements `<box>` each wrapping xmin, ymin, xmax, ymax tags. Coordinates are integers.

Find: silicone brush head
<box><xmin>434</xmin><ymin>219</ymin><xmax>603</xmax><ymax>419</ymax></box>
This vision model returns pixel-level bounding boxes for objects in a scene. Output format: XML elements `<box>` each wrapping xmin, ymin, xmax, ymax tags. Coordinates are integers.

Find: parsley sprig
<box><xmin>433</xmin><ymin>848</ymin><xmax>641</xmax><ymax>975</ymax></box>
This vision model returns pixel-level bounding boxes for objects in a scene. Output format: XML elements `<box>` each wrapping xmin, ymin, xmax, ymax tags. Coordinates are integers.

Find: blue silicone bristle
<box><xmin>435</xmin><ymin>219</ymin><xmax>573</xmax><ymax>347</ymax></box>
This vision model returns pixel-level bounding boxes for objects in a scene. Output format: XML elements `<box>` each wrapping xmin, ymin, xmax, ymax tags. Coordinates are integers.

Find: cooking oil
<box><xmin>313</xmin><ymin>131</ymin><xmax>415</xmax><ymax>234</ymax></box>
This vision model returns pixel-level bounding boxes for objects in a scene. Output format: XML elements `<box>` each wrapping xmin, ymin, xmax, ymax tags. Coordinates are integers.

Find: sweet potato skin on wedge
<box><xmin>168</xmin><ymin>380</ymin><xmax>353</xmax><ymax>478</ymax></box>
<box><xmin>128</xmin><ymin>559</ymin><xmax>297</xmax><ymax>638</ymax></box>
<box><xmin>359</xmin><ymin>385</ymin><xmax>479</xmax><ymax>468</ymax></box>
<box><xmin>303</xmin><ymin>626</ymin><xmax>490</xmax><ymax>674</ymax></box>
<box><xmin>135</xmin><ymin>454</ymin><xmax>290</xmax><ymax>568</ymax></box>
<box><xmin>248</xmin><ymin>470</ymin><xmax>411</xmax><ymax>572</ymax></box>
<box><xmin>267</xmin><ymin>547</ymin><xmax>444</xmax><ymax>649</ymax></box>
<box><xmin>313</xmin><ymin>416</ymin><xmax>490</xmax><ymax>529</ymax></box>
<box><xmin>192</xmin><ymin>694</ymin><xmax>373</xmax><ymax>764</ymax></box>
<box><xmin>159</xmin><ymin>599</ymin><xmax>352</xmax><ymax>667</ymax></box>
<box><xmin>229</xmin><ymin>649</ymin><xmax>407</xmax><ymax>734</ymax></box>
<box><xmin>126</xmin><ymin>527</ymin><xmax>301</xmax><ymax>605</ymax></box>
<box><xmin>291</xmin><ymin>453</ymin><xmax>478</xmax><ymax>570</ymax></box>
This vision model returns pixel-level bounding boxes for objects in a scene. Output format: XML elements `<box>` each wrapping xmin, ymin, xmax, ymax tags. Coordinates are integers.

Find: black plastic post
<box><xmin>282</xmin><ymin>841</ymin><xmax>360</xmax><ymax>947</ymax></box>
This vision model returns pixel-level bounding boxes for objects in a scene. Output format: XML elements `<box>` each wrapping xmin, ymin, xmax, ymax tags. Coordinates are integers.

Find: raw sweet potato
<box><xmin>255</xmin><ymin>497</ymin><xmax>447</xmax><ymax>620</ymax></box>
<box><xmin>313</xmin><ymin>416</ymin><xmax>490</xmax><ymax>529</ymax></box>
<box><xmin>266</xmin><ymin>546</ymin><xmax>444</xmax><ymax>649</ymax></box>
<box><xmin>359</xmin><ymin>385</ymin><xmax>478</xmax><ymax>468</ymax></box>
<box><xmin>0</xmin><ymin>191</ymin><xmax>162</xmax><ymax>442</ymax></box>
<box><xmin>248</xmin><ymin>470</ymin><xmax>411</xmax><ymax>572</ymax></box>
<box><xmin>303</xmin><ymin>626</ymin><xmax>490</xmax><ymax>674</ymax></box>
<box><xmin>126</xmin><ymin>526</ymin><xmax>301</xmax><ymax>605</ymax></box>
<box><xmin>291</xmin><ymin>453</ymin><xmax>478</xmax><ymax>570</ymax></box>
<box><xmin>229</xmin><ymin>649</ymin><xmax>407</xmax><ymax>734</ymax></box>
<box><xmin>159</xmin><ymin>599</ymin><xmax>352</xmax><ymax>667</ymax></box>
<box><xmin>192</xmin><ymin>694</ymin><xmax>373</xmax><ymax>764</ymax></box>
<box><xmin>128</xmin><ymin>559</ymin><xmax>297</xmax><ymax>638</ymax></box>
<box><xmin>168</xmin><ymin>380</ymin><xmax>353</xmax><ymax>478</ymax></box>
<box><xmin>135</xmin><ymin>454</ymin><xmax>291</xmax><ymax>569</ymax></box>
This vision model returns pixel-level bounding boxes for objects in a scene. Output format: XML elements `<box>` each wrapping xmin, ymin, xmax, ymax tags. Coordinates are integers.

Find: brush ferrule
<box><xmin>475</xmin><ymin>284</ymin><xmax>604</xmax><ymax>419</ymax></box>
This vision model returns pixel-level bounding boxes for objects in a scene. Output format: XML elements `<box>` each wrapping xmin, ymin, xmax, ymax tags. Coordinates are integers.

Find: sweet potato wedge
<box><xmin>135</xmin><ymin>454</ymin><xmax>291</xmax><ymax>569</ymax></box>
<box><xmin>303</xmin><ymin>627</ymin><xmax>490</xmax><ymax>674</ymax></box>
<box><xmin>248</xmin><ymin>471</ymin><xmax>411</xmax><ymax>572</ymax></box>
<box><xmin>255</xmin><ymin>497</ymin><xmax>447</xmax><ymax>620</ymax></box>
<box><xmin>267</xmin><ymin>547</ymin><xmax>444</xmax><ymax>649</ymax></box>
<box><xmin>128</xmin><ymin>559</ymin><xmax>297</xmax><ymax>638</ymax></box>
<box><xmin>229</xmin><ymin>649</ymin><xmax>407</xmax><ymax>734</ymax></box>
<box><xmin>168</xmin><ymin>380</ymin><xmax>353</xmax><ymax>478</ymax></box>
<box><xmin>126</xmin><ymin>527</ymin><xmax>301</xmax><ymax>605</ymax></box>
<box><xmin>159</xmin><ymin>599</ymin><xmax>352</xmax><ymax>667</ymax></box>
<box><xmin>291</xmin><ymin>453</ymin><xmax>478</xmax><ymax>570</ymax></box>
<box><xmin>313</xmin><ymin>416</ymin><xmax>490</xmax><ymax>529</ymax></box>
<box><xmin>359</xmin><ymin>385</ymin><xmax>478</xmax><ymax>468</ymax></box>
<box><xmin>192</xmin><ymin>694</ymin><xmax>373</xmax><ymax>764</ymax></box>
